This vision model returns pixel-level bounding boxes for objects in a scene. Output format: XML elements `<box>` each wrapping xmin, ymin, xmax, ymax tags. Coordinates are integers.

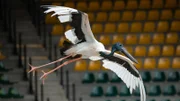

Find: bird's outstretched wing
<box><xmin>42</xmin><ymin>6</ymin><xmax>97</xmax><ymax>44</ymax></box>
<box><xmin>99</xmin><ymin>50</ymin><xmax>146</xmax><ymax>101</ymax></box>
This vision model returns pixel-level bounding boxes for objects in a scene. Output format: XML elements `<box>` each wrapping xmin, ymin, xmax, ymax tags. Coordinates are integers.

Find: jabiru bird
<box><xmin>28</xmin><ymin>6</ymin><xmax>146</xmax><ymax>101</ymax></box>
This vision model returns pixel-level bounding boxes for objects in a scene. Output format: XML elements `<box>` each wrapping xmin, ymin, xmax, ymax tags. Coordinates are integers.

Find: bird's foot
<box><xmin>28</xmin><ymin>64</ymin><xmax>37</xmax><ymax>76</ymax></box>
<box><xmin>40</xmin><ymin>70</ymin><xmax>49</xmax><ymax>85</ymax></box>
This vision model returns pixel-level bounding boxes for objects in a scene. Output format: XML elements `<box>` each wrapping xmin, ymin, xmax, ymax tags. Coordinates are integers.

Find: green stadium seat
<box><xmin>82</xmin><ymin>72</ymin><xmax>95</xmax><ymax>83</ymax></box>
<box><xmin>0</xmin><ymin>75</ymin><xmax>14</xmax><ymax>85</ymax></box>
<box><xmin>167</xmin><ymin>71</ymin><xmax>179</xmax><ymax>82</ymax></box>
<box><xmin>0</xmin><ymin>61</ymin><xmax>10</xmax><ymax>72</ymax></box>
<box><xmin>152</xmin><ymin>71</ymin><xmax>165</xmax><ymax>82</ymax></box>
<box><xmin>8</xmin><ymin>87</ymin><xmax>24</xmax><ymax>98</ymax></box>
<box><xmin>141</xmin><ymin>71</ymin><xmax>151</xmax><ymax>82</ymax></box>
<box><xmin>119</xmin><ymin>85</ymin><xmax>130</xmax><ymax>96</ymax></box>
<box><xmin>105</xmin><ymin>86</ymin><xmax>118</xmax><ymax>96</ymax></box>
<box><xmin>163</xmin><ymin>85</ymin><xmax>176</xmax><ymax>96</ymax></box>
<box><xmin>90</xmin><ymin>86</ymin><xmax>103</xmax><ymax>97</ymax></box>
<box><xmin>0</xmin><ymin>88</ymin><xmax>8</xmax><ymax>98</ymax></box>
<box><xmin>110</xmin><ymin>73</ymin><xmax>122</xmax><ymax>83</ymax></box>
<box><xmin>96</xmin><ymin>72</ymin><xmax>109</xmax><ymax>83</ymax></box>
<box><xmin>148</xmin><ymin>85</ymin><xmax>161</xmax><ymax>96</ymax></box>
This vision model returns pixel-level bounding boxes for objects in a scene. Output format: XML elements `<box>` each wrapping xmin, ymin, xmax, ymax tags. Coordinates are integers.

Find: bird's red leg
<box><xmin>28</xmin><ymin>54</ymin><xmax>73</xmax><ymax>76</ymax></box>
<box><xmin>40</xmin><ymin>57</ymin><xmax>81</xmax><ymax>84</ymax></box>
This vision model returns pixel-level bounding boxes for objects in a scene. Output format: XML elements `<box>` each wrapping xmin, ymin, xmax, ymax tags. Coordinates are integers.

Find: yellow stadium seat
<box><xmin>158</xmin><ymin>58</ymin><xmax>170</xmax><ymax>69</ymax></box>
<box><xmin>176</xmin><ymin>45</ymin><xmax>180</xmax><ymax>56</ymax></box>
<box><xmin>96</xmin><ymin>12</ymin><xmax>107</xmax><ymax>22</ymax></box>
<box><xmin>139</xmin><ymin>0</ymin><xmax>151</xmax><ymax>9</ymax></box>
<box><xmin>0</xmin><ymin>52</ymin><xmax>6</xmax><ymax>60</ymax></box>
<box><xmin>45</xmin><ymin>13</ymin><xmax>59</xmax><ymax>24</ymax></box>
<box><xmin>130</xmin><ymin>22</ymin><xmax>142</xmax><ymax>33</ymax></box>
<box><xmin>58</xmin><ymin>37</ymin><xmax>66</xmax><ymax>47</ymax></box>
<box><xmin>99</xmin><ymin>35</ymin><xmax>110</xmax><ymax>45</ymax></box>
<box><xmin>157</xmin><ymin>21</ymin><xmax>169</xmax><ymax>32</ymax></box>
<box><xmin>144</xmin><ymin>58</ymin><xmax>156</xmax><ymax>69</ymax></box>
<box><xmin>125</xmin><ymin>34</ymin><xmax>137</xmax><ymax>45</ymax></box>
<box><xmin>117</xmin><ymin>23</ymin><xmax>129</xmax><ymax>33</ymax></box>
<box><xmin>134</xmin><ymin>11</ymin><xmax>146</xmax><ymax>21</ymax></box>
<box><xmin>87</xmin><ymin>12</ymin><xmax>95</xmax><ymax>22</ymax></box>
<box><xmin>152</xmin><ymin>0</ymin><xmax>164</xmax><ymax>8</ymax></box>
<box><xmin>124</xmin><ymin>46</ymin><xmax>133</xmax><ymax>55</ymax></box>
<box><xmin>112</xmin><ymin>35</ymin><xmax>124</xmax><ymax>44</ymax></box>
<box><xmin>170</xmin><ymin>21</ymin><xmax>180</xmax><ymax>31</ymax></box>
<box><xmin>76</xmin><ymin>2</ymin><xmax>87</xmax><ymax>11</ymax></box>
<box><xmin>174</xmin><ymin>10</ymin><xmax>180</xmax><ymax>20</ymax></box>
<box><xmin>92</xmin><ymin>23</ymin><xmax>103</xmax><ymax>34</ymax></box>
<box><xmin>88</xmin><ymin>61</ymin><xmax>101</xmax><ymax>71</ymax></box>
<box><xmin>172</xmin><ymin>57</ymin><xmax>180</xmax><ymax>69</ymax></box>
<box><xmin>64</xmin><ymin>2</ymin><xmax>75</xmax><ymax>8</ymax></box>
<box><xmin>108</xmin><ymin>12</ymin><xmax>120</xmax><ymax>22</ymax></box>
<box><xmin>52</xmin><ymin>2</ymin><xmax>62</xmax><ymax>6</ymax></box>
<box><xmin>134</xmin><ymin>58</ymin><xmax>143</xmax><ymax>69</ymax></box>
<box><xmin>152</xmin><ymin>33</ymin><xmax>165</xmax><ymax>44</ymax></box>
<box><xmin>65</xmin><ymin>25</ymin><xmax>72</xmax><ymax>31</ymax></box>
<box><xmin>166</xmin><ymin>33</ymin><xmax>178</xmax><ymax>44</ymax></box>
<box><xmin>126</xmin><ymin>0</ymin><xmax>138</xmax><ymax>10</ymax></box>
<box><xmin>160</xmin><ymin>10</ymin><xmax>173</xmax><ymax>20</ymax></box>
<box><xmin>134</xmin><ymin>46</ymin><xmax>146</xmax><ymax>57</ymax></box>
<box><xmin>165</xmin><ymin>0</ymin><xmax>177</xmax><ymax>8</ymax></box>
<box><xmin>74</xmin><ymin>60</ymin><xmax>87</xmax><ymax>71</ymax></box>
<box><xmin>162</xmin><ymin>45</ymin><xmax>175</xmax><ymax>56</ymax></box>
<box><xmin>88</xmin><ymin>1</ymin><xmax>100</xmax><ymax>11</ymax></box>
<box><xmin>113</xmin><ymin>1</ymin><xmax>125</xmax><ymax>10</ymax></box>
<box><xmin>104</xmin><ymin>23</ymin><xmax>116</xmax><ymax>33</ymax></box>
<box><xmin>101</xmin><ymin>1</ymin><xmax>112</xmax><ymax>11</ymax></box>
<box><xmin>148</xmin><ymin>10</ymin><xmax>159</xmax><ymax>20</ymax></box>
<box><xmin>139</xmin><ymin>34</ymin><xmax>151</xmax><ymax>44</ymax></box>
<box><xmin>143</xmin><ymin>22</ymin><xmax>155</xmax><ymax>32</ymax></box>
<box><xmin>148</xmin><ymin>45</ymin><xmax>161</xmax><ymax>56</ymax></box>
<box><xmin>121</xmin><ymin>11</ymin><xmax>133</xmax><ymax>21</ymax></box>
<box><xmin>51</xmin><ymin>24</ymin><xmax>64</xmax><ymax>35</ymax></box>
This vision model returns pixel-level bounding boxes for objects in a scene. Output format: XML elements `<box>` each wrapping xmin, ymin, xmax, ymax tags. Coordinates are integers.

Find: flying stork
<box><xmin>28</xmin><ymin>6</ymin><xmax>146</xmax><ymax>101</ymax></box>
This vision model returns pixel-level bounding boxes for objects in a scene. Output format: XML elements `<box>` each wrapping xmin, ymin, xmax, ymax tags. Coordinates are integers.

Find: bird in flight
<box><xmin>28</xmin><ymin>6</ymin><xmax>146</xmax><ymax>101</ymax></box>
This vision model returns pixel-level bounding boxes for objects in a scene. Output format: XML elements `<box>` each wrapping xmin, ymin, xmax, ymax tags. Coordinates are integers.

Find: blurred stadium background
<box><xmin>0</xmin><ymin>0</ymin><xmax>179</xmax><ymax>101</ymax></box>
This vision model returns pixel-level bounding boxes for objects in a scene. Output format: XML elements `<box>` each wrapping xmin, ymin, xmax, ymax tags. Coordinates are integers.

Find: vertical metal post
<box><xmin>36</xmin><ymin>0</ymin><xmax>41</xmax><ymax>37</ymax></box>
<box><xmin>72</xmin><ymin>83</ymin><xmax>76</xmax><ymax>101</ymax></box>
<box><xmin>41</xmin><ymin>84</ymin><xmax>44</xmax><ymax>101</ymax></box>
<box><xmin>66</xmin><ymin>70</ymin><xmax>69</xmax><ymax>100</ymax></box>
<box><xmin>18</xmin><ymin>32</ymin><xmax>23</xmax><ymax>68</ymax></box>
<box><xmin>54</xmin><ymin>45</ymin><xmax>58</xmax><ymax>75</ymax></box>
<box><xmin>2</xmin><ymin>0</ymin><xmax>7</xmax><ymax>31</ymax></box>
<box><xmin>60</xmin><ymin>64</ymin><xmax>64</xmax><ymax>87</ymax></box>
<box><xmin>23</xmin><ymin>45</ymin><xmax>28</xmax><ymax>81</ymax></box>
<box><xmin>8</xmin><ymin>8</ymin><xmax>12</xmax><ymax>43</ymax></box>
<box><xmin>48</xmin><ymin>33</ymin><xmax>52</xmax><ymax>60</ymax></box>
<box><xmin>35</xmin><ymin>71</ymin><xmax>38</xmax><ymax>101</ymax></box>
<box><xmin>13</xmin><ymin>20</ymin><xmax>17</xmax><ymax>55</ymax></box>
<box><xmin>29</xmin><ymin>57</ymin><xmax>33</xmax><ymax>94</ymax></box>
<box><xmin>43</xmin><ymin>19</ymin><xmax>47</xmax><ymax>49</ymax></box>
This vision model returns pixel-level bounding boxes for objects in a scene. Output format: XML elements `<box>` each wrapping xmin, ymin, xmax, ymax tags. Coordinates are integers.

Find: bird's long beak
<box><xmin>120</xmin><ymin>47</ymin><xmax>138</xmax><ymax>64</ymax></box>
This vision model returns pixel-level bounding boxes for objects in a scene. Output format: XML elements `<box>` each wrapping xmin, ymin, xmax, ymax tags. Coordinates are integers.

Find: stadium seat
<box><xmin>45</xmin><ymin>13</ymin><xmax>59</xmax><ymax>24</ymax></box>
<box><xmin>88</xmin><ymin>1</ymin><xmax>100</xmax><ymax>11</ymax></box>
<box><xmin>157</xmin><ymin>21</ymin><xmax>169</xmax><ymax>32</ymax></box>
<box><xmin>65</xmin><ymin>24</ymin><xmax>72</xmax><ymax>31</ymax></box>
<box><xmin>74</xmin><ymin>60</ymin><xmax>87</xmax><ymax>71</ymax></box>
<box><xmin>148</xmin><ymin>45</ymin><xmax>161</xmax><ymax>56</ymax></box>
<box><xmin>8</xmin><ymin>87</ymin><xmax>24</xmax><ymax>98</ymax></box>
<box><xmin>163</xmin><ymin>85</ymin><xmax>176</xmax><ymax>95</ymax></box>
<box><xmin>152</xmin><ymin>71</ymin><xmax>165</xmax><ymax>82</ymax></box>
<box><xmin>165</xmin><ymin>0</ymin><xmax>177</xmax><ymax>8</ymax></box>
<box><xmin>134</xmin><ymin>58</ymin><xmax>143</xmax><ymax>69</ymax></box>
<box><xmin>158</xmin><ymin>58</ymin><xmax>170</xmax><ymax>69</ymax></box>
<box><xmin>140</xmin><ymin>71</ymin><xmax>151</xmax><ymax>82</ymax></box>
<box><xmin>112</xmin><ymin>35</ymin><xmax>124</xmax><ymax>44</ymax></box>
<box><xmin>122</xmin><ymin>11</ymin><xmax>133</xmax><ymax>21</ymax></box>
<box><xmin>119</xmin><ymin>85</ymin><xmax>130</xmax><ymax>96</ymax></box>
<box><xmin>88</xmin><ymin>61</ymin><xmax>101</xmax><ymax>71</ymax></box>
<box><xmin>143</xmin><ymin>22</ymin><xmax>155</xmax><ymax>32</ymax></box>
<box><xmin>126</xmin><ymin>0</ymin><xmax>138</xmax><ymax>10</ymax></box>
<box><xmin>134</xmin><ymin>11</ymin><xmax>146</xmax><ymax>21</ymax></box>
<box><xmin>152</xmin><ymin>0</ymin><xmax>164</xmax><ymax>8</ymax></box>
<box><xmin>58</xmin><ymin>37</ymin><xmax>66</xmax><ymax>47</ymax></box>
<box><xmin>134</xmin><ymin>46</ymin><xmax>146</xmax><ymax>57</ymax></box>
<box><xmin>162</xmin><ymin>45</ymin><xmax>174</xmax><ymax>56</ymax></box>
<box><xmin>172</xmin><ymin>57</ymin><xmax>180</xmax><ymax>69</ymax></box>
<box><xmin>90</xmin><ymin>86</ymin><xmax>103</xmax><ymax>97</ymax></box>
<box><xmin>104</xmin><ymin>23</ymin><xmax>116</xmax><ymax>33</ymax></box>
<box><xmin>96</xmin><ymin>12</ymin><xmax>107</xmax><ymax>22</ymax></box>
<box><xmin>87</xmin><ymin>12</ymin><xmax>95</xmax><ymax>22</ymax></box>
<box><xmin>76</xmin><ymin>2</ymin><xmax>87</xmax><ymax>11</ymax></box>
<box><xmin>165</xmin><ymin>33</ymin><xmax>178</xmax><ymax>44</ymax></box>
<box><xmin>176</xmin><ymin>45</ymin><xmax>180</xmax><ymax>56</ymax></box>
<box><xmin>167</xmin><ymin>71</ymin><xmax>179</xmax><ymax>82</ymax></box>
<box><xmin>108</xmin><ymin>12</ymin><xmax>120</xmax><ymax>22</ymax></box>
<box><xmin>0</xmin><ymin>61</ymin><xmax>10</xmax><ymax>72</ymax></box>
<box><xmin>105</xmin><ymin>86</ymin><xmax>118</xmax><ymax>96</ymax></box>
<box><xmin>51</xmin><ymin>24</ymin><xmax>64</xmax><ymax>35</ymax></box>
<box><xmin>147</xmin><ymin>10</ymin><xmax>159</xmax><ymax>20</ymax></box>
<box><xmin>64</xmin><ymin>2</ymin><xmax>75</xmax><ymax>8</ymax></box>
<box><xmin>170</xmin><ymin>21</ymin><xmax>180</xmax><ymax>31</ymax></box>
<box><xmin>82</xmin><ymin>72</ymin><xmax>95</xmax><ymax>83</ymax></box>
<box><xmin>160</xmin><ymin>10</ymin><xmax>173</xmax><ymax>20</ymax></box>
<box><xmin>139</xmin><ymin>34</ymin><xmax>151</xmax><ymax>44</ymax></box>
<box><xmin>52</xmin><ymin>2</ymin><xmax>62</xmax><ymax>6</ymax></box>
<box><xmin>125</xmin><ymin>34</ymin><xmax>137</xmax><ymax>44</ymax></box>
<box><xmin>96</xmin><ymin>72</ymin><xmax>109</xmax><ymax>83</ymax></box>
<box><xmin>152</xmin><ymin>33</ymin><xmax>165</xmax><ymax>44</ymax></box>
<box><xmin>0</xmin><ymin>75</ymin><xmax>13</xmax><ymax>85</ymax></box>
<box><xmin>117</xmin><ymin>23</ymin><xmax>129</xmax><ymax>33</ymax></box>
<box><xmin>124</xmin><ymin>46</ymin><xmax>133</xmax><ymax>55</ymax></box>
<box><xmin>139</xmin><ymin>0</ymin><xmax>151</xmax><ymax>9</ymax></box>
<box><xmin>0</xmin><ymin>88</ymin><xmax>8</xmax><ymax>98</ymax></box>
<box><xmin>92</xmin><ymin>23</ymin><xmax>103</xmax><ymax>34</ymax></box>
<box><xmin>101</xmin><ymin>1</ymin><xmax>112</xmax><ymax>11</ymax></box>
<box><xmin>148</xmin><ymin>85</ymin><xmax>161</xmax><ymax>96</ymax></box>
<box><xmin>110</xmin><ymin>73</ymin><xmax>121</xmax><ymax>83</ymax></box>
<box><xmin>174</xmin><ymin>10</ymin><xmax>180</xmax><ymax>20</ymax></box>
<box><xmin>144</xmin><ymin>58</ymin><xmax>156</xmax><ymax>69</ymax></box>
<box><xmin>130</xmin><ymin>22</ymin><xmax>142</xmax><ymax>33</ymax></box>
<box><xmin>99</xmin><ymin>35</ymin><xmax>110</xmax><ymax>45</ymax></box>
<box><xmin>113</xmin><ymin>1</ymin><xmax>125</xmax><ymax>10</ymax></box>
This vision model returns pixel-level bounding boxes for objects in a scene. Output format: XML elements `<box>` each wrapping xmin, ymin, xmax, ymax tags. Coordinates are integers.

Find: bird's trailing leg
<box><xmin>40</xmin><ymin>57</ymin><xmax>82</xmax><ymax>84</ymax></box>
<box><xmin>28</xmin><ymin>54</ymin><xmax>73</xmax><ymax>76</ymax></box>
